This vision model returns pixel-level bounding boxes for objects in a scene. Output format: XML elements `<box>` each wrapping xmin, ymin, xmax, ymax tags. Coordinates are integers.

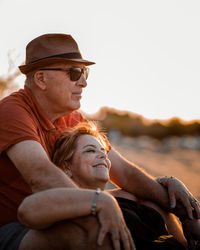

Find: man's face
<box><xmin>41</xmin><ymin>62</ymin><xmax>88</xmax><ymax>115</ymax></box>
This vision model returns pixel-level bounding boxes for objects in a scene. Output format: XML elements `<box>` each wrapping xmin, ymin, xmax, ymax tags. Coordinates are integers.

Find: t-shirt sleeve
<box><xmin>0</xmin><ymin>99</ymin><xmax>41</xmax><ymax>154</ymax></box>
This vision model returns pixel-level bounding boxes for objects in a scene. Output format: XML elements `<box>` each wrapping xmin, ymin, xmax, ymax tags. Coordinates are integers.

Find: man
<box><xmin>0</xmin><ymin>33</ymin><xmax>199</xmax><ymax>250</ymax></box>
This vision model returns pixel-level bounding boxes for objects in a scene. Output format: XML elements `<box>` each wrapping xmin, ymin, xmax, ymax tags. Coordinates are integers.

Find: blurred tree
<box><xmin>86</xmin><ymin>107</ymin><xmax>200</xmax><ymax>139</ymax></box>
<box><xmin>0</xmin><ymin>54</ymin><xmax>20</xmax><ymax>99</ymax></box>
<box><xmin>0</xmin><ymin>71</ymin><xmax>20</xmax><ymax>99</ymax></box>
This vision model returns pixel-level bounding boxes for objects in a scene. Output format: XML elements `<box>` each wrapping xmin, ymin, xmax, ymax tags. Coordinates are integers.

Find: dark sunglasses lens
<box><xmin>70</xmin><ymin>68</ymin><xmax>89</xmax><ymax>81</ymax></box>
<box><xmin>70</xmin><ymin>68</ymin><xmax>81</xmax><ymax>81</ymax></box>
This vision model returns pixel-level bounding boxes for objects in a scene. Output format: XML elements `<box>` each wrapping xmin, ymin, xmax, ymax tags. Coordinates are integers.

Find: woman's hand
<box><xmin>96</xmin><ymin>191</ymin><xmax>135</xmax><ymax>250</ymax></box>
<box><xmin>157</xmin><ymin>176</ymin><xmax>200</xmax><ymax>220</ymax></box>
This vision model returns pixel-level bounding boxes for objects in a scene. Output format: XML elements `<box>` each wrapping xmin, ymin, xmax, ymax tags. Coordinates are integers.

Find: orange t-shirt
<box><xmin>0</xmin><ymin>86</ymin><xmax>85</xmax><ymax>226</ymax></box>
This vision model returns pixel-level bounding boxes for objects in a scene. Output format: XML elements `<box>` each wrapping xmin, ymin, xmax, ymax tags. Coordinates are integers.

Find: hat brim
<box><xmin>19</xmin><ymin>57</ymin><xmax>95</xmax><ymax>74</ymax></box>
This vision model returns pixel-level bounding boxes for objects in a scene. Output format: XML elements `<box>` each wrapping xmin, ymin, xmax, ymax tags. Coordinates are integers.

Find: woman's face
<box><xmin>68</xmin><ymin>134</ymin><xmax>111</xmax><ymax>189</ymax></box>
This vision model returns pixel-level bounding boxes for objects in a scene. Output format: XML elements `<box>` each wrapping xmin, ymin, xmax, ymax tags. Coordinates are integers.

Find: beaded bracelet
<box><xmin>91</xmin><ymin>188</ymin><xmax>101</xmax><ymax>215</ymax></box>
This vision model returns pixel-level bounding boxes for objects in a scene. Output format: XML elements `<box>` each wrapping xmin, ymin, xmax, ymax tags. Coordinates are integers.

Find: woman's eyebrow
<box><xmin>83</xmin><ymin>144</ymin><xmax>96</xmax><ymax>149</ymax></box>
<box><xmin>83</xmin><ymin>144</ymin><xmax>106</xmax><ymax>152</ymax></box>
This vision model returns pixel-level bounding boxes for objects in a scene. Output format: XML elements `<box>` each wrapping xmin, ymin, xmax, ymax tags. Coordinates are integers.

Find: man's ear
<box><xmin>33</xmin><ymin>71</ymin><xmax>47</xmax><ymax>90</ymax></box>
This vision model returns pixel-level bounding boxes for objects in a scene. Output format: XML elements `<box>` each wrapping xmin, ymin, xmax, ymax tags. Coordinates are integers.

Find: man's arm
<box><xmin>109</xmin><ymin>147</ymin><xmax>200</xmax><ymax>218</ymax></box>
<box><xmin>108</xmin><ymin>147</ymin><xmax>171</xmax><ymax>209</ymax></box>
<box><xmin>8</xmin><ymin>140</ymin><xmax>135</xmax><ymax>249</ymax></box>
<box><xmin>6</xmin><ymin>140</ymin><xmax>77</xmax><ymax>192</ymax></box>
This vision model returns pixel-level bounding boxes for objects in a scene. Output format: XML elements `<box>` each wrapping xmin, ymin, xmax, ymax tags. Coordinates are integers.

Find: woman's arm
<box><xmin>18</xmin><ymin>188</ymin><xmax>98</xmax><ymax>229</ymax></box>
<box><xmin>18</xmin><ymin>187</ymin><xmax>135</xmax><ymax>250</ymax></box>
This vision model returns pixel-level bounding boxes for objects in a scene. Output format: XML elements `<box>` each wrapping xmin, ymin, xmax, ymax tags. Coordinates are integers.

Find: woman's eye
<box><xmin>86</xmin><ymin>149</ymin><xmax>95</xmax><ymax>153</ymax></box>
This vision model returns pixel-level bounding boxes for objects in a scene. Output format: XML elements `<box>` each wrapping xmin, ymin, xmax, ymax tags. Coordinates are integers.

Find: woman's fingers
<box><xmin>181</xmin><ymin>195</ymin><xmax>194</xmax><ymax>220</ymax></box>
<box><xmin>97</xmin><ymin>221</ymin><xmax>135</xmax><ymax>250</ymax></box>
<box><xmin>159</xmin><ymin>176</ymin><xmax>200</xmax><ymax>220</ymax></box>
<box><xmin>120</xmin><ymin>227</ymin><xmax>136</xmax><ymax>250</ymax></box>
<box><xmin>111</xmin><ymin>231</ymin><xmax>121</xmax><ymax>250</ymax></box>
<box><xmin>178</xmin><ymin>194</ymin><xmax>200</xmax><ymax>220</ymax></box>
<box><xmin>97</xmin><ymin>227</ymin><xmax>107</xmax><ymax>247</ymax></box>
<box><xmin>190</xmin><ymin>197</ymin><xmax>200</xmax><ymax>218</ymax></box>
<box><xmin>97</xmin><ymin>192</ymin><xmax>135</xmax><ymax>250</ymax></box>
<box><xmin>109</xmin><ymin>223</ymin><xmax>135</xmax><ymax>250</ymax></box>
<box><xmin>168</xmin><ymin>187</ymin><xmax>176</xmax><ymax>208</ymax></box>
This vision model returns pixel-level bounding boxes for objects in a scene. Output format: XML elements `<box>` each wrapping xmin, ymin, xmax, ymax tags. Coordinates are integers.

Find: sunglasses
<box><xmin>39</xmin><ymin>67</ymin><xmax>89</xmax><ymax>81</ymax></box>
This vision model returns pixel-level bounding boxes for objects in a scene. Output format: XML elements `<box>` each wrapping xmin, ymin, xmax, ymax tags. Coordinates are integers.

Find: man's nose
<box><xmin>76</xmin><ymin>74</ymin><xmax>87</xmax><ymax>88</ymax></box>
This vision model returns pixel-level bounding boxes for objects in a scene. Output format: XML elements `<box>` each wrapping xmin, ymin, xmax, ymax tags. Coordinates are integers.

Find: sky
<box><xmin>0</xmin><ymin>0</ymin><xmax>200</xmax><ymax>121</ymax></box>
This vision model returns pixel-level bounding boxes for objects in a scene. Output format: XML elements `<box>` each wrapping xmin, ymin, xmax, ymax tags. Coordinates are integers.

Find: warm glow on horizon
<box><xmin>1</xmin><ymin>0</ymin><xmax>200</xmax><ymax>122</ymax></box>
<box><xmin>84</xmin><ymin>106</ymin><xmax>200</xmax><ymax>125</ymax></box>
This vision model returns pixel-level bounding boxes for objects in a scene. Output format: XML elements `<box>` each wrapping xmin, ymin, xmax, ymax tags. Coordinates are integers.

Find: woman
<box><xmin>18</xmin><ymin>122</ymin><xmax>200</xmax><ymax>250</ymax></box>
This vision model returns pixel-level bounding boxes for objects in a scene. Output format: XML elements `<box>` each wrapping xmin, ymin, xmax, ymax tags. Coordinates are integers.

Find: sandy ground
<box><xmin>111</xmin><ymin>142</ymin><xmax>200</xmax><ymax>199</ymax></box>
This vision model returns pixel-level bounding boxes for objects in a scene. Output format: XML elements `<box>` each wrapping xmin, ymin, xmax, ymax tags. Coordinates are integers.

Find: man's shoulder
<box><xmin>0</xmin><ymin>88</ymin><xmax>36</xmax><ymax>126</ymax></box>
<box><xmin>0</xmin><ymin>88</ymin><xmax>27</xmax><ymax>108</ymax></box>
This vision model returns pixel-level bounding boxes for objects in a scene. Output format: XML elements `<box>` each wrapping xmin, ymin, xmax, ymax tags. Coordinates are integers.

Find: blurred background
<box><xmin>1</xmin><ymin>0</ymin><xmax>200</xmax><ymax>198</ymax></box>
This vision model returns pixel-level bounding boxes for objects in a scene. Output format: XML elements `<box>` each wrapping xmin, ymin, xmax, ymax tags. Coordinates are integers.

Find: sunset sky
<box><xmin>0</xmin><ymin>0</ymin><xmax>200</xmax><ymax>121</ymax></box>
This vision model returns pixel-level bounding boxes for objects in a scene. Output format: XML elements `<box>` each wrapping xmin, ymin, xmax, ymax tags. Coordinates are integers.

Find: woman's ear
<box><xmin>62</xmin><ymin>161</ymin><xmax>73</xmax><ymax>178</ymax></box>
<box><xmin>33</xmin><ymin>71</ymin><xmax>47</xmax><ymax>90</ymax></box>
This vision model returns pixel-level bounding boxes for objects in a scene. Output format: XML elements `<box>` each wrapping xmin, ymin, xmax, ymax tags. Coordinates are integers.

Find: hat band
<box><xmin>29</xmin><ymin>52</ymin><xmax>82</xmax><ymax>64</ymax></box>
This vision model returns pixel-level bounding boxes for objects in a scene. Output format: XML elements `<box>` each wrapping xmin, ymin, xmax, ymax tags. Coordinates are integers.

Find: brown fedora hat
<box><xmin>19</xmin><ymin>33</ymin><xmax>95</xmax><ymax>74</ymax></box>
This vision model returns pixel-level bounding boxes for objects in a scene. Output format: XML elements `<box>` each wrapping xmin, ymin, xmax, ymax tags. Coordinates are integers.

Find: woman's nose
<box><xmin>98</xmin><ymin>150</ymin><xmax>107</xmax><ymax>158</ymax></box>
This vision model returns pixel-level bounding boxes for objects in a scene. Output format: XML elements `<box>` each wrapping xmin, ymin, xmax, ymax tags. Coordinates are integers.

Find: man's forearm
<box><xmin>6</xmin><ymin>140</ymin><xmax>78</xmax><ymax>193</ymax></box>
<box><xmin>109</xmin><ymin>147</ymin><xmax>170</xmax><ymax>209</ymax></box>
<box><xmin>29</xmin><ymin>162</ymin><xmax>78</xmax><ymax>193</ymax></box>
